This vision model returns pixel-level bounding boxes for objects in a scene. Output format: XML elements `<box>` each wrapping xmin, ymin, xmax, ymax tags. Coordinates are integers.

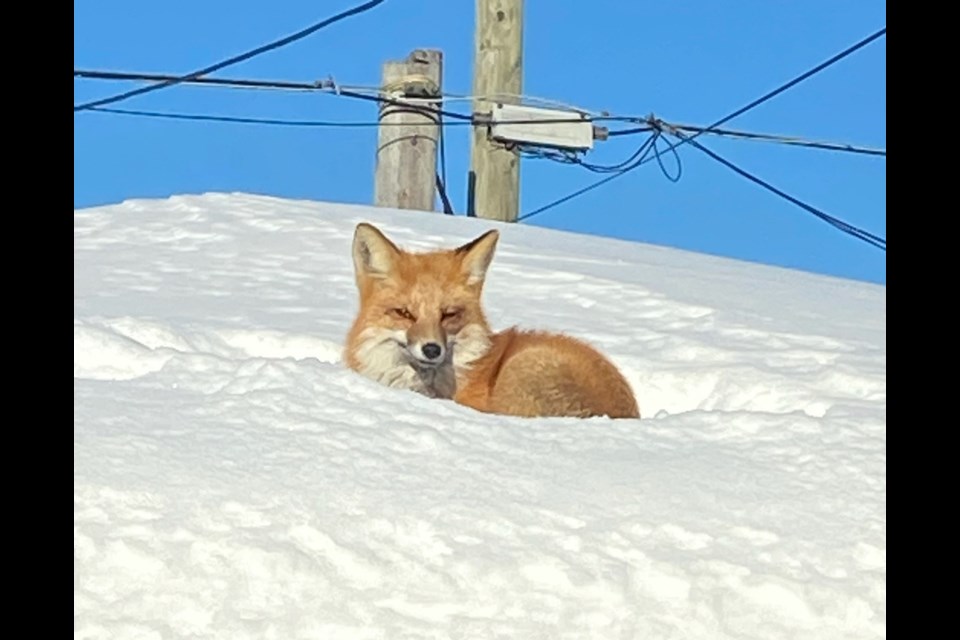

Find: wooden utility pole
<box><xmin>374</xmin><ymin>49</ymin><xmax>443</xmax><ymax>212</ymax></box>
<box><xmin>470</xmin><ymin>0</ymin><xmax>523</xmax><ymax>221</ymax></box>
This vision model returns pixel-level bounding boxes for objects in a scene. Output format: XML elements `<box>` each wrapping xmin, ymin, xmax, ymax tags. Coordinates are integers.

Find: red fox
<box><xmin>343</xmin><ymin>222</ymin><xmax>640</xmax><ymax>419</ymax></box>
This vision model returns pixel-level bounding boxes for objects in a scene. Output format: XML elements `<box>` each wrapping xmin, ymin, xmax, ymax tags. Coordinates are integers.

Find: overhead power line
<box><xmin>73</xmin><ymin>0</ymin><xmax>389</xmax><ymax>111</ymax></box>
<box><xmin>84</xmin><ymin>105</ymin><xmax>607</xmax><ymax>130</ymax></box>
<box><xmin>518</xmin><ymin>132</ymin><xmax>683</xmax><ymax>180</ymax></box>
<box><xmin>78</xmin><ymin>69</ymin><xmax>884</xmax><ymax>158</ymax></box>
<box><xmin>517</xmin><ymin>133</ymin><xmax>666</xmax><ymax>220</ymax></box>
<box><xmin>520</xmin><ymin>26</ymin><xmax>886</xmax><ymax>222</ymax></box>
<box><xmin>76</xmin><ymin>68</ymin><xmax>620</xmax><ymax>126</ymax></box>
<box><xmin>74</xmin><ymin>69</ymin><xmax>323</xmax><ymax>92</ymax></box>
<box><xmin>611</xmin><ymin>119</ymin><xmax>885</xmax><ymax>157</ymax></box>
<box><xmin>75</xmin><ymin>70</ymin><xmax>605</xmax><ymax>116</ymax></box>
<box><xmin>76</xmin><ymin>69</ymin><xmax>610</xmax><ymax>125</ymax></box>
<box><xmin>87</xmin><ymin>106</ymin><xmax>453</xmax><ymax>128</ymax></box>
<box><xmin>88</xmin><ymin>99</ymin><xmax>883</xmax><ymax>244</ymax></box>
<box><xmin>671</xmin><ymin>122</ymin><xmax>884</xmax><ymax>156</ymax></box>
<box><xmin>435</xmin><ymin>173</ymin><xmax>455</xmax><ymax>215</ymax></box>
<box><xmin>671</xmin><ymin>130</ymin><xmax>885</xmax><ymax>250</ymax></box>
<box><xmin>74</xmin><ymin>69</ymin><xmax>599</xmax><ymax>119</ymax></box>
<box><xmin>699</xmin><ymin>27</ymin><xmax>886</xmax><ymax>140</ymax></box>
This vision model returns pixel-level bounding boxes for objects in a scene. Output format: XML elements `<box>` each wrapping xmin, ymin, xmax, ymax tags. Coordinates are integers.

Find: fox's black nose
<box><xmin>422</xmin><ymin>343</ymin><xmax>443</xmax><ymax>360</ymax></box>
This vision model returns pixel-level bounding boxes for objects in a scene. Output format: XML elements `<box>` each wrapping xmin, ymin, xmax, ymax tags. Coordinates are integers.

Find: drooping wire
<box><xmin>436</xmin><ymin>173</ymin><xmax>455</xmax><ymax>215</ymax></box>
<box><xmin>88</xmin><ymin>106</ymin><xmax>397</xmax><ymax>127</ymax></box>
<box><xmin>518</xmin><ymin>133</ymin><xmax>660</xmax><ymax>175</ymax></box>
<box><xmin>436</xmin><ymin>105</ymin><xmax>454</xmax><ymax>214</ymax></box>
<box><xmin>517</xmin><ymin>133</ymin><xmax>663</xmax><ymax>221</ymax></box>
<box><xmin>519</xmin><ymin>26</ymin><xmax>886</xmax><ymax>222</ymax></box>
<box><xmin>672</xmin><ymin>130</ymin><xmax>885</xmax><ymax>250</ymax></box>
<box><xmin>74</xmin><ymin>69</ymin><xmax>322</xmax><ymax>92</ymax></box>
<box><xmin>578</xmin><ymin>134</ymin><xmax>661</xmax><ymax>174</ymax></box>
<box><xmin>651</xmin><ymin>134</ymin><xmax>682</xmax><ymax>183</ymax></box>
<box><xmin>439</xmin><ymin>113</ymin><xmax>449</xmax><ymax>195</ymax></box>
<box><xmin>697</xmin><ymin>27</ymin><xmax>886</xmax><ymax>140</ymax></box>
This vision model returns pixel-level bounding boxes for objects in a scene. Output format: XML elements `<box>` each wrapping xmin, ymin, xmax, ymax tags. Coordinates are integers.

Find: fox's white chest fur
<box><xmin>350</xmin><ymin>326</ymin><xmax>490</xmax><ymax>399</ymax></box>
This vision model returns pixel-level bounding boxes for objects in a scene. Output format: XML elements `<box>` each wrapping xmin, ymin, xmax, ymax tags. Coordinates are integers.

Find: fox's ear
<box><xmin>353</xmin><ymin>223</ymin><xmax>401</xmax><ymax>279</ymax></box>
<box><xmin>455</xmin><ymin>229</ymin><xmax>499</xmax><ymax>286</ymax></box>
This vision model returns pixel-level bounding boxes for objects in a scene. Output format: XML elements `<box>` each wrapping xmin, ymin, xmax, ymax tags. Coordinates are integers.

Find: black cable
<box><xmin>674</xmin><ymin>131</ymin><xmax>885</xmax><ymax>250</ymax></box>
<box><xmin>75</xmin><ymin>70</ymin><xmax>648</xmax><ymax>127</ymax></box>
<box><xmin>519</xmin><ymin>26</ymin><xmax>886</xmax><ymax>222</ymax></box>
<box><xmin>76</xmin><ymin>68</ymin><xmax>478</xmax><ymax>123</ymax></box>
<box><xmin>74</xmin><ymin>69</ymin><xmax>321</xmax><ymax>91</ymax></box>
<box><xmin>309</xmin><ymin>87</ymin><xmax>475</xmax><ymax>122</ymax></box>
<box><xmin>651</xmin><ymin>134</ymin><xmax>682</xmax><ymax>183</ymax></box>
<box><xmin>611</xmin><ymin>119</ymin><xmax>884</xmax><ymax>156</ymax></box>
<box><xmin>517</xmin><ymin>134</ymin><xmax>662</xmax><ymax>221</ymax></box>
<box><xmin>77</xmin><ymin>68</ymin><xmax>886</xmax><ymax>159</ymax></box>
<box><xmin>439</xmin><ymin>112</ymin><xmax>448</xmax><ymax>189</ymax></box>
<box><xmin>74</xmin><ymin>0</ymin><xmax>389</xmax><ymax>111</ymax></box>
<box><xmin>84</xmin><ymin>102</ymin><xmax>609</xmax><ymax>130</ymax></box>
<box><xmin>436</xmin><ymin>106</ymin><xmax>453</xmax><ymax>214</ymax></box>
<box><xmin>670</xmin><ymin>123</ymin><xmax>885</xmax><ymax>156</ymax></box>
<box><xmin>436</xmin><ymin>173</ymin><xmax>455</xmax><ymax>215</ymax></box>
<box><xmin>77</xmin><ymin>71</ymin><xmax>886</xmax><ymax>156</ymax></box>
<box><xmin>578</xmin><ymin>136</ymin><xmax>658</xmax><ymax>173</ymax></box>
<box><xmin>522</xmin><ymin>133</ymin><xmax>660</xmax><ymax>176</ymax></box>
<box><xmin>87</xmin><ymin>106</ymin><xmax>452</xmax><ymax>128</ymax></box>
<box><xmin>606</xmin><ymin>125</ymin><xmax>654</xmax><ymax>137</ymax></box>
<box><xmin>700</xmin><ymin>28</ymin><xmax>886</xmax><ymax>139</ymax></box>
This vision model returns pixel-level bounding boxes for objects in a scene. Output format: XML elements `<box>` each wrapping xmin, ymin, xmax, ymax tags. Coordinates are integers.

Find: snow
<box><xmin>74</xmin><ymin>193</ymin><xmax>885</xmax><ymax>639</ymax></box>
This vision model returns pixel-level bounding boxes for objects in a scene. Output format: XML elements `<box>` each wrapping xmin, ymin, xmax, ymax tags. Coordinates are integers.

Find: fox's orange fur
<box><xmin>343</xmin><ymin>222</ymin><xmax>640</xmax><ymax>419</ymax></box>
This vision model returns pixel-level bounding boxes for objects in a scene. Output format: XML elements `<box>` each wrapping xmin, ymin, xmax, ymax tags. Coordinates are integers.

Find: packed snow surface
<box><xmin>74</xmin><ymin>193</ymin><xmax>885</xmax><ymax>639</ymax></box>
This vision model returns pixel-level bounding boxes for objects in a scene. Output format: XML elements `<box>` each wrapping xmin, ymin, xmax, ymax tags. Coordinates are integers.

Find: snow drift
<box><xmin>74</xmin><ymin>193</ymin><xmax>885</xmax><ymax>639</ymax></box>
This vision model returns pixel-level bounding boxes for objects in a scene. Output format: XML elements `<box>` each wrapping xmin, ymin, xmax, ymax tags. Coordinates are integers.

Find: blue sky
<box><xmin>74</xmin><ymin>1</ymin><xmax>886</xmax><ymax>284</ymax></box>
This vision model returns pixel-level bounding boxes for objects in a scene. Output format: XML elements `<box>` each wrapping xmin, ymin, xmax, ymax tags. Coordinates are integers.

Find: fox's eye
<box><xmin>441</xmin><ymin>308</ymin><xmax>463</xmax><ymax>321</ymax></box>
<box><xmin>389</xmin><ymin>307</ymin><xmax>415</xmax><ymax>321</ymax></box>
